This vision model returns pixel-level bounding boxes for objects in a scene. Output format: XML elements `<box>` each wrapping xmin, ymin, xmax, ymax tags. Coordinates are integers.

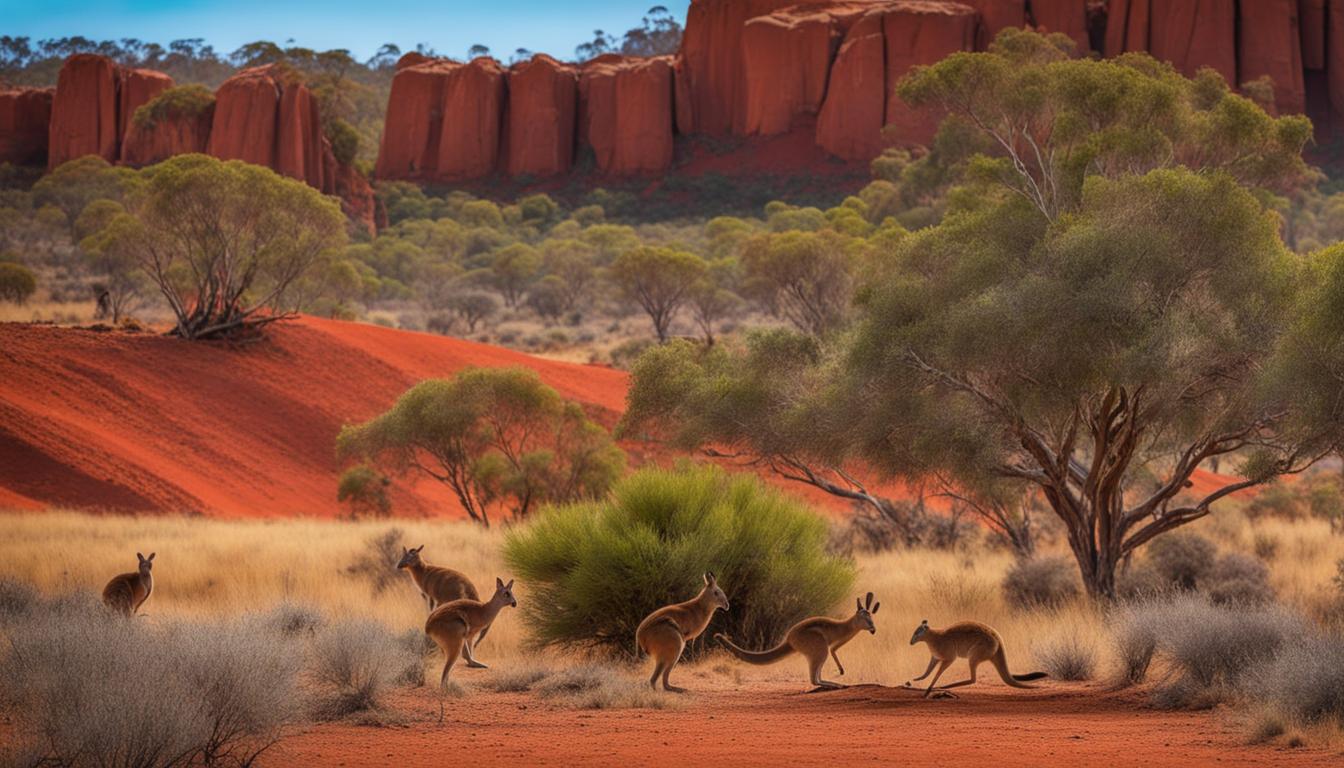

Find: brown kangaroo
<box><xmin>102</xmin><ymin>552</ymin><xmax>154</xmax><ymax>616</ymax></box>
<box><xmin>425</xmin><ymin>577</ymin><xmax>517</xmax><ymax>688</ymax></box>
<box><xmin>715</xmin><ymin>592</ymin><xmax>879</xmax><ymax>690</ymax></box>
<box><xmin>907</xmin><ymin>619</ymin><xmax>1047</xmax><ymax>697</ymax></box>
<box><xmin>635</xmin><ymin>572</ymin><xmax>730</xmax><ymax>693</ymax></box>
<box><xmin>398</xmin><ymin>544</ymin><xmax>489</xmax><ymax>668</ymax></box>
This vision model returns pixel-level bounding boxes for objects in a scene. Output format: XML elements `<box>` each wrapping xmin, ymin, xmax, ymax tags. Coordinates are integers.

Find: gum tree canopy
<box><xmin>85</xmin><ymin>154</ymin><xmax>347</xmax><ymax>339</ymax></box>
<box><xmin>624</xmin><ymin>31</ymin><xmax>1344</xmax><ymax>598</ymax></box>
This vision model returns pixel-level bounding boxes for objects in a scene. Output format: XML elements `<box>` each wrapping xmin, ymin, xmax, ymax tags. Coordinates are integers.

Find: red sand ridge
<box><xmin>0</xmin><ymin>318</ymin><xmax>630</xmax><ymax>518</ymax></box>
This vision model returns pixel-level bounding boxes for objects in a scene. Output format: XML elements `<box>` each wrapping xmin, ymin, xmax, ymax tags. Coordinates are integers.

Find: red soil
<box><xmin>267</xmin><ymin>680</ymin><xmax>1342</xmax><ymax>767</ymax></box>
<box><xmin>0</xmin><ymin>318</ymin><xmax>629</xmax><ymax>517</ymax></box>
<box><xmin>0</xmin><ymin>318</ymin><xmax>1247</xmax><ymax>518</ymax></box>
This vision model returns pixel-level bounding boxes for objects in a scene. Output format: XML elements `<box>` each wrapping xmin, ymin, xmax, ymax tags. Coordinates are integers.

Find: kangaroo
<box><xmin>906</xmin><ymin>619</ymin><xmax>1047</xmax><ymax>697</ymax></box>
<box><xmin>425</xmin><ymin>577</ymin><xmax>517</xmax><ymax>688</ymax></box>
<box><xmin>635</xmin><ymin>571</ymin><xmax>730</xmax><ymax>693</ymax></box>
<box><xmin>102</xmin><ymin>552</ymin><xmax>154</xmax><ymax>616</ymax></box>
<box><xmin>715</xmin><ymin>592</ymin><xmax>879</xmax><ymax>690</ymax></box>
<box><xmin>398</xmin><ymin>544</ymin><xmax>490</xmax><ymax>668</ymax></box>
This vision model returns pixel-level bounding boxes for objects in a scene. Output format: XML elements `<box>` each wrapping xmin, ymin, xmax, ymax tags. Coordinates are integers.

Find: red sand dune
<box><xmin>0</xmin><ymin>317</ymin><xmax>1244</xmax><ymax>519</ymax></box>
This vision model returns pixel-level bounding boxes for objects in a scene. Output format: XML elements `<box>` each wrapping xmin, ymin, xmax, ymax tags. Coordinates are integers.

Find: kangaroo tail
<box><xmin>713</xmin><ymin>633</ymin><xmax>794</xmax><ymax>665</ymax></box>
<box><xmin>990</xmin><ymin>646</ymin><xmax>1047</xmax><ymax>688</ymax></box>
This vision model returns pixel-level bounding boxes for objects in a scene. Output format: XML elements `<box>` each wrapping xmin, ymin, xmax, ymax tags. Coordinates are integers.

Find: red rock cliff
<box><xmin>506</xmin><ymin>55</ymin><xmax>580</xmax><ymax>177</ymax></box>
<box><xmin>0</xmin><ymin>88</ymin><xmax>53</xmax><ymax>166</ymax></box>
<box><xmin>47</xmin><ymin>54</ymin><xmax>122</xmax><ymax>168</ymax></box>
<box><xmin>375</xmin><ymin>57</ymin><xmax>506</xmax><ymax>182</ymax></box>
<box><xmin>580</xmin><ymin>55</ymin><xmax>676</xmax><ymax>175</ymax></box>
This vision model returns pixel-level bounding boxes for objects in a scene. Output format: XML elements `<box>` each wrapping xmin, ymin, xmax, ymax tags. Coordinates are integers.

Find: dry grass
<box><xmin>2</xmin><ymin>506</ymin><xmax>1343</xmax><ymax>733</ymax></box>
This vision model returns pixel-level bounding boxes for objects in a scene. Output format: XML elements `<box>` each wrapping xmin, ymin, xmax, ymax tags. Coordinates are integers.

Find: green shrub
<box><xmin>0</xmin><ymin>262</ymin><xmax>37</xmax><ymax>304</ymax></box>
<box><xmin>325</xmin><ymin>118</ymin><xmax>360</xmax><ymax>166</ymax></box>
<box><xmin>1205</xmin><ymin>552</ymin><xmax>1275</xmax><ymax>606</ymax></box>
<box><xmin>131</xmin><ymin>84</ymin><xmax>214</xmax><ymax>129</ymax></box>
<box><xmin>503</xmin><ymin>465</ymin><xmax>855</xmax><ymax>659</ymax></box>
<box><xmin>1146</xmin><ymin>531</ymin><xmax>1216</xmax><ymax>590</ymax></box>
<box><xmin>1001</xmin><ymin>556</ymin><xmax>1079</xmax><ymax>610</ymax></box>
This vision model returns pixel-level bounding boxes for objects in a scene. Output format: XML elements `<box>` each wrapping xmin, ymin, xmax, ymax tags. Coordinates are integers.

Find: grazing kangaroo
<box><xmin>906</xmin><ymin>619</ymin><xmax>1047</xmax><ymax>697</ymax></box>
<box><xmin>102</xmin><ymin>552</ymin><xmax>154</xmax><ymax>616</ymax></box>
<box><xmin>398</xmin><ymin>544</ymin><xmax>489</xmax><ymax>668</ymax></box>
<box><xmin>636</xmin><ymin>572</ymin><xmax>730</xmax><ymax>693</ymax></box>
<box><xmin>715</xmin><ymin>592</ymin><xmax>879</xmax><ymax>690</ymax></box>
<box><xmin>425</xmin><ymin>577</ymin><xmax>517</xmax><ymax>689</ymax></box>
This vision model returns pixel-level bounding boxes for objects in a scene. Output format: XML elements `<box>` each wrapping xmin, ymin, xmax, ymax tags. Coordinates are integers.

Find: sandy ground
<box><xmin>268</xmin><ymin>678</ymin><xmax>1342</xmax><ymax>768</ymax></box>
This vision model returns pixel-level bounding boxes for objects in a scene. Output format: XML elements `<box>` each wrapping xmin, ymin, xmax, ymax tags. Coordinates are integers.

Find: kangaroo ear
<box><xmin>496</xmin><ymin>577</ymin><xmax>505</xmax><ymax>589</ymax></box>
<box><xmin>703</xmin><ymin>572</ymin><xmax>713</xmax><ymax>585</ymax></box>
<box><xmin>865</xmin><ymin>591</ymin><xmax>874</xmax><ymax>610</ymax></box>
<box><xmin>856</xmin><ymin>596</ymin><xmax>862</xmax><ymax>611</ymax></box>
<box><xmin>506</xmin><ymin>579</ymin><xmax>514</xmax><ymax>589</ymax></box>
<box><xmin>920</xmin><ymin>619</ymin><xmax>928</xmax><ymax>626</ymax></box>
<box><xmin>415</xmin><ymin>545</ymin><xmax>425</xmax><ymax>553</ymax></box>
<box><xmin>872</xmin><ymin>602</ymin><xmax>880</xmax><ymax>614</ymax></box>
<box><xmin>148</xmin><ymin>553</ymin><xmax>155</xmax><ymax>561</ymax></box>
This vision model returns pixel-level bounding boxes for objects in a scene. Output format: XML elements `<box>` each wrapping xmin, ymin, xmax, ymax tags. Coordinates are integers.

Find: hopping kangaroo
<box><xmin>425</xmin><ymin>577</ymin><xmax>517</xmax><ymax>688</ymax></box>
<box><xmin>907</xmin><ymin>619</ymin><xmax>1046</xmax><ymax>697</ymax></box>
<box><xmin>636</xmin><ymin>572</ymin><xmax>730</xmax><ymax>692</ymax></box>
<box><xmin>715</xmin><ymin>592</ymin><xmax>879</xmax><ymax>690</ymax></box>
<box><xmin>102</xmin><ymin>552</ymin><xmax>154</xmax><ymax>616</ymax></box>
<box><xmin>398</xmin><ymin>544</ymin><xmax>490</xmax><ymax>668</ymax></box>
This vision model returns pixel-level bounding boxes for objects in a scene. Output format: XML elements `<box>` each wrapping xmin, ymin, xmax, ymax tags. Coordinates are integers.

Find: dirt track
<box><xmin>268</xmin><ymin>679</ymin><xmax>1341</xmax><ymax>767</ymax></box>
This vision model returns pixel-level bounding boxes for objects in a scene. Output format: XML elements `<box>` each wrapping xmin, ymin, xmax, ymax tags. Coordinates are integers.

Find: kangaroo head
<box><xmin>703</xmin><ymin>571</ymin><xmax>730</xmax><ymax>612</ymax></box>
<box><xmin>494</xmin><ymin>577</ymin><xmax>517</xmax><ymax>608</ymax></box>
<box><xmin>137</xmin><ymin>552</ymin><xmax>155</xmax><ymax>573</ymax></box>
<box><xmin>909</xmin><ymin>619</ymin><xmax>929</xmax><ymax>646</ymax></box>
<box><xmin>853</xmin><ymin>592</ymin><xmax>879</xmax><ymax>634</ymax></box>
<box><xmin>396</xmin><ymin>545</ymin><xmax>425</xmax><ymax>570</ymax></box>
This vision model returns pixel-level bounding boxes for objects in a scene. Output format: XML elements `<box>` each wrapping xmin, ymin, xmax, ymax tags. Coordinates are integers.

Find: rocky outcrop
<box><xmin>117</xmin><ymin>69</ymin><xmax>173</xmax><ymax>148</ymax></box>
<box><xmin>580</xmin><ymin>55</ymin><xmax>676</xmax><ymax>174</ymax></box>
<box><xmin>506</xmin><ymin>55</ymin><xmax>579</xmax><ymax>177</ymax></box>
<box><xmin>1239</xmin><ymin>0</ymin><xmax>1305</xmax><ymax>115</ymax></box>
<box><xmin>120</xmin><ymin>97</ymin><xmax>214</xmax><ymax>166</ymax></box>
<box><xmin>1029</xmin><ymin>0</ymin><xmax>1089</xmax><ymax>52</ymax></box>
<box><xmin>1301</xmin><ymin>0</ymin><xmax>1326</xmax><ymax>70</ymax></box>
<box><xmin>741</xmin><ymin>8</ymin><xmax>842</xmax><ymax>135</ymax></box>
<box><xmin>1106</xmin><ymin>0</ymin><xmax>1236</xmax><ymax>85</ymax></box>
<box><xmin>47</xmin><ymin>54</ymin><xmax>121</xmax><ymax>168</ymax></box>
<box><xmin>962</xmin><ymin>0</ymin><xmax>1025</xmax><ymax>48</ymax></box>
<box><xmin>375</xmin><ymin>57</ymin><xmax>505</xmax><ymax>182</ymax></box>
<box><xmin>816</xmin><ymin>11</ymin><xmax>887</xmax><ymax>159</ymax></box>
<box><xmin>0</xmin><ymin>88</ymin><xmax>53</xmax><ymax>165</ymax></box>
<box><xmin>883</xmin><ymin>2</ymin><xmax>978</xmax><ymax>146</ymax></box>
<box><xmin>207</xmin><ymin>66</ymin><xmax>282</xmax><ymax>167</ymax></box>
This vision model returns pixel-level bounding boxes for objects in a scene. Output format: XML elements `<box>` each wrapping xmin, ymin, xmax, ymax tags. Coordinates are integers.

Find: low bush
<box><xmin>1033</xmin><ymin>633</ymin><xmax>1097</xmax><ymax>681</ymax></box>
<box><xmin>0</xmin><ymin>575</ymin><xmax>39</xmax><ymax>622</ymax></box>
<box><xmin>1204</xmin><ymin>553</ymin><xmax>1275</xmax><ymax>606</ymax></box>
<box><xmin>478</xmin><ymin>664</ymin><xmax>556</xmax><ymax>693</ymax></box>
<box><xmin>1001</xmin><ymin>557</ymin><xmax>1079</xmax><ymax>610</ymax></box>
<box><xmin>1145</xmin><ymin>532</ymin><xmax>1216</xmax><ymax>590</ymax></box>
<box><xmin>535</xmin><ymin>664</ymin><xmax>677</xmax><ymax>710</ymax></box>
<box><xmin>344</xmin><ymin>527</ymin><xmax>406</xmax><ymax>595</ymax></box>
<box><xmin>0</xmin><ymin>598</ymin><xmax>302</xmax><ymax>767</ymax></box>
<box><xmin>1253</xmin><ymin>635</ymin><xmax>1344</xmax><ymax>728</ymax></box>
<box><xmin>309</xmin><ymin>618</ymin><xmax>414</xmax><ymax>719</ymax></box>
<box><xmin>504</xmin><ymin>465</ymin><xmax>855</xmax><ymax>659</ymax></box>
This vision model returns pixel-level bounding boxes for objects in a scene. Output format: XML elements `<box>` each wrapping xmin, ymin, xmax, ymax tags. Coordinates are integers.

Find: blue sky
<box><xmin>1</xmin><ymin>0</ymin><xmax>691</xmax><ymax>62</ymax></box>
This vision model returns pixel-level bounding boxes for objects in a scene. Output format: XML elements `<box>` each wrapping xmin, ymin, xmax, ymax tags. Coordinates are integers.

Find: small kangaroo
<box><xmin>715</xmin><ymin>592</ymin><xmax>879</xmax><ymax>690</ymax></box>
<box><xmin>398</xmin><ymin>544</ymin><xmax>490</xmax><ymax>668</ymax></box>
<box><xmin>906</xmin><ymin>619</ymin><xmax>1047</xmax><ymax>697</ymax></box>
<box><xmin>425</xmin><ymin>577</ymin><xmax>517</xmax><ymax>688</ymax></box>
<box><xmin>635</xmin><ymin>571</ymin><xmax>730</xmax><ymax>693</ymax></box>
<box><xmin>102</xmin><ymin>552</ymin><xmax>154</xmax><ymax>616</ymax></box>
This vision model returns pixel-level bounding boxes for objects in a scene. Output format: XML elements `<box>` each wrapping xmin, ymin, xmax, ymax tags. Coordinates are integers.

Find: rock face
<box><xmin>0</xmin><ymin>88</ymin><xmax>53</xmax><ymax>165</ymax></box>
<box><xmin>1301</xmin><ymin>0</ymin><xmax>1326</xmax><ymax>70</ymax></box>
<box><xmin>207</xmin><ymin>66</ymin><xmax>282</xmax><ymax>168</ymax></box>
<box><xmin>816</xmin><ymin>11</ymin><xmax>888</xmax><ymax>159</ymax></box>
<box><xmin>47</xmin><ymin>54</ymin><xmax>122</xmax><ymax>168</ymax></box>
<box><xmin>741</xmin><ymin>8</ymin><xmax>841</xmax><ymax>136</ymax></box>
<box><xmin>883</xmin><ymin>2</ymin><xmax>978</xmax><ymax>146</ymax></box>
<box><xmin>120</xmin><ymin>100</ymin><xmax>214</xmax><ymax>166</ymax></box>
<box><xmin>962</xmin><ymin>0</ymin><xmax>1026</xmax><ymax>48</ymax></box>
<box><xmin>1029</xmin><ymin>0</ymin><xmax>1090</xmax><ymax>52</ymax></box>
<box><xmin>580</xmin><ymin>55</ymin><xmax>675</xmax><ymax>174</ymax></box>
<box><xmin>117</xmin><ymin>69</ymin><xmax>173</xmax><ymax>148</ymax></box>
<box><xmin>1239</xmin><ymin>0</ymin><xmax>1305</xmax><ymax>115</ymax></box>
<box><xmin>506</xmin><ymin>55</ymin><xmax>579</xmax><ymax>177</ymax></box>
<box><xmin>375</xmin><ymin>57</ymin><xmax>506</xmax><ymax>181</ymax></box>
<box><xmin>1106</xmin><ymin>0</ymin><xmax>1236</xmax><ymax>85</ymax></box>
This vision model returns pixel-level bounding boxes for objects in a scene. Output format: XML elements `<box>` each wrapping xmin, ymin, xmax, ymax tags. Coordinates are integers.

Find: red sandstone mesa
<box><xmin>1028</xmin><ymin>0</ymin><xmax>1089</xmax><ymax>52</ymax></box>
<box><xmin>47</xmin><ymin>53</ymin><xmax>121</xmax><ymax>168</ymax></box>
<box><xmin>815</xmin><ymin>10</ymin><xmax>887</xmax><ymax>159</ymax></box>
<box><xmin>0</xmin><ymin>87</ymin><xmax>53</xmax><ymax>165</ymax></box>
<box><xmin>116</xmin><ymin>68</ymin><xmax>172</xmax><ymax>148</ymax></box>
<box><xmin>438</xmin><ymin>57</ymin><xmax>506</xmax><ymax>180</ymax></box>
<box><xmin>882</xmin><ymin>1</ymin><xmax>977</xmax><ymax>146</ymax></box>
<box><xmin>961</xmin><ymin>0</ymin><xmax>1026</xmax><ymax>48</ymax></box>
<box><xmin>1106</xmin><ymin>0</ymin><xmax>1236</xmax><ymax>84</ymax></box>
<box><xmin>120</xmin><ymin>100</ymin><xmax>214</xmax><ymax>166</ymax></box>
<box><xmin>1239</xmin><ymin>0</ymin><xmax>1305</xmax><ymax>115</ymax></box>
<box><xmin>580</xmin><ymin>55</ymin><xmax>675</xmax><ymax>174</ymax></box>
<box><xmin>741</xmin><ymin>8</ymin><xmax>841</xmax><ymax>136</ymax></box>
<box><xmin>207</xmin><ymin>66</ymin><xmax>282</xmax><ymax>167</ymax></box>
<box><xmin>506</xmin><ymin>55</ymin><xmax>579</xmax><ymax>177</ymax></box>
<box><xmin>376</xmin><ymin>58</ymin><xmax>452</xmax><ymax>180</ymax></box>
